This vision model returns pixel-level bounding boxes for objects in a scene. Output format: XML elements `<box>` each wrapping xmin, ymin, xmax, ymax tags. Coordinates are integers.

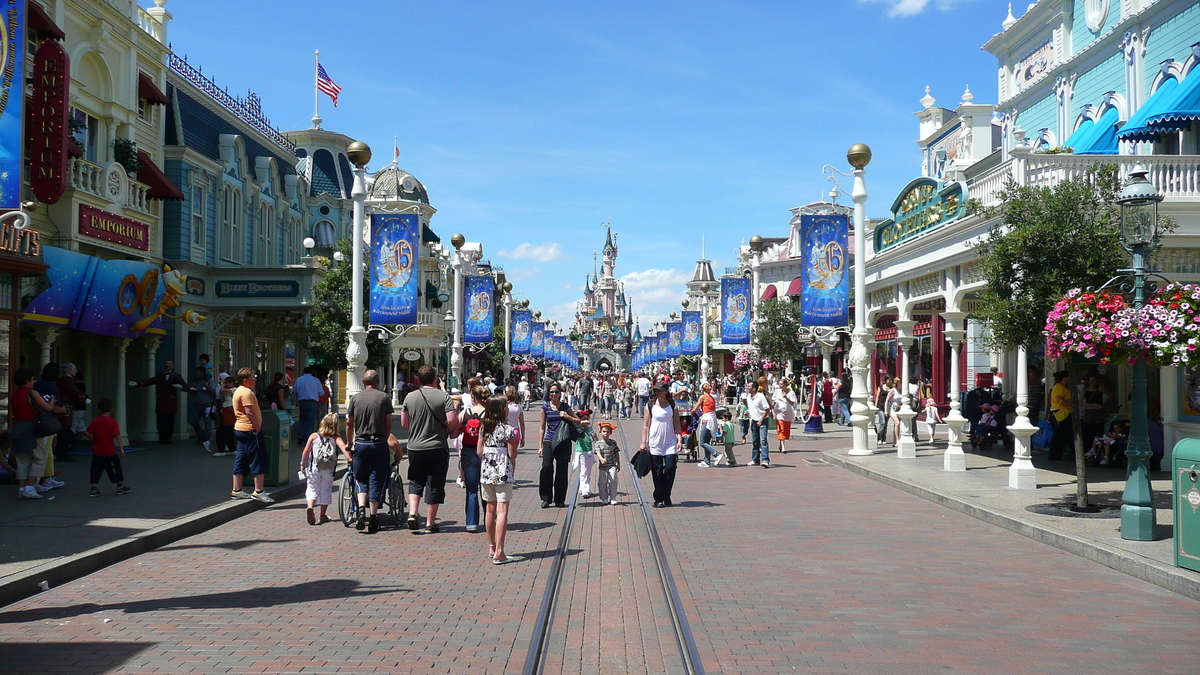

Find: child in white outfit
<box><xmin>300</xmin><ymin>413</ymin><xmax>348</xmax><ymax>525</ymax></box>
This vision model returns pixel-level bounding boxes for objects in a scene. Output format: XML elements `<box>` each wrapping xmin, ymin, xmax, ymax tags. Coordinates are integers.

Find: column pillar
<box><xmin>37</xmin><ymin>327</ymin><xmax>61</xmax><ymax>369</ymax></box>
<box><xmin>941</xmin><ymin>312</ymin><xmax>968</xmax><ymax>471</ymax></box>
<box><xmin>143</xmin><ymin>336</ymin><xmax>162</xmax><ymax>442</ymax></box>
<box><xmin>894</xmin><ymin>319</ymin><xmax>917</xmax><ymax>458</ymax></box>
<box><xmin>1008</xmin><ymin>346</ymin><xmax>1038</xmax><ymax>489</ymax></box>
<box><xmin>113</xmin><ymin>338</ymin><xmax>131</xmax><ymax>445</ymax></box>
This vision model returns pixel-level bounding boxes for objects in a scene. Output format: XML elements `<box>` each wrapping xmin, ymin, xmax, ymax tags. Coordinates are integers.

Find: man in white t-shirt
<box><xmin>635</xmin><ymin>374</ymin><xmax>651</xmax><ymax>416</ymax></box>
<box><xmin>745</xmin><ymin>381</ymin><xmax>771</xmax><ymax>468</ymax></box>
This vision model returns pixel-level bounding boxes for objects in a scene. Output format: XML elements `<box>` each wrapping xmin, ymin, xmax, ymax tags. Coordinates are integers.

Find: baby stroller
<box><xmin>969</xmin><ymin>403</ymin><xmax>1005</xmax><ymax>449</ymax></box>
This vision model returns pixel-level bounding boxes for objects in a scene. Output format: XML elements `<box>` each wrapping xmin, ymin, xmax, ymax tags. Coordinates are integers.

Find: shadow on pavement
<box><xmin>0</xmin><ymin>641</ymin><xmax>155</xmax><ymax>675</ymax></box>
<box><xmin>0</xmin><ymin>579</ymin><xmax>406</xmax><ymax>624</ymax></box>
<box><xmin>158</xmin><ymin>538</ymin><xmax>300</xmax><ymax>552</ymax></box>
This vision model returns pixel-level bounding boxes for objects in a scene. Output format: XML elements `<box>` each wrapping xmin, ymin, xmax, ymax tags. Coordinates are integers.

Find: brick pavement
<box><xmin>635</xmin><ymin>420</ymin><xmax>1200</xmax><ymax>674</ymax></box>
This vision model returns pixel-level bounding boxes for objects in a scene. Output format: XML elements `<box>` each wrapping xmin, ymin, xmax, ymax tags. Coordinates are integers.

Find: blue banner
<box><xmin>531</xmin><ymin>322</ymin><xmax>544</xmax><ymax>357</ymax></box>
<box><xmin>801</xmin><ymin>215</ymin><xmax>850</xmax><ymax>326</ymax></box>
<box><xmin>369</xmin><ymin>213</ymin><xmax>419</xmax><ymax>325</ymax></box>
<box><xmin>463</xmin><ymin>275</ymin><xmax>494</xmax><ymax>343</ymax></box>
<box><xmin>681</xmin><ymin>311</ymin><xmax>701</xmax><ymax>356</ymax></box>
<box><xmin>721</xmin><ymin>277</ymin><xmax>751</xmax><ymax>344</ymax></box>
<box><xmin>667</xmin><ymin>322</ymin><xmax>682</xmax><ymax>358</ymax></box>
<box><xmin>511</xmin><ymin>309</ymin><xmax>531</xmax><ymax>354</ymax></box>
<box><xmin>0</xmin><ymin>1</ymin><xmax>24</xmax><ymax>210</ymax></box>
<box><xmin>24</xmin><ymin>246</ymin><xmax>189</xmax><ymax>339</ymax></box>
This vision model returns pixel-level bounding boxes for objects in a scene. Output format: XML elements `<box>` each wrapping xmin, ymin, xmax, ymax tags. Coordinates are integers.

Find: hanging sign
<box><xmin>463</xmin><ymin>275</ymin><xmax>494</xmax><ymax>343</ymax></box>
<box><xmin>873</xmin><ymin>177</ymin><xmax>967</xmax><ymax>253</ymax></box>
<box><xmin>800</xmin><ymin>214</ymin><xmax>850</xmax><ymax>326</ymax></box>
<box><xmin>512</xmin><ymin>309</ymin><xmax>531</xmax><ymax>354</ymax></box>
<box><xmin>0</xmin><ymin>0</ymin><xmax>25</xmax><ymax>209</ymax></box>
<box><xmin>721</xmin><ymin>277</ymin><xmax>751</xmax><ymax>345</ymax></box>
<box><xmin>369</xmin><ymin>213</ymin><xmax>419</xmax><ymax>325</ymax></box>
<box><xmin>29</xmin><ymin>38</ymin><xmax>70</xmax><ymax>205</ymax></box>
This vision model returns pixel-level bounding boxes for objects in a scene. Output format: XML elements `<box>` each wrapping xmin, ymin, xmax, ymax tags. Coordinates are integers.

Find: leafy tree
<box><xmin>753</xmin><ymin>299</ymin><xmax>808</xmax><ymax>365</ymax></box>
<box><xmin>303</xmin><ymin>239</ymin><xmax>389</xmax><ymax>372</ymax></box>
<box><xmin>972</xmin><ymin>166</ymin><xmax>1126</xmax><ymax>350</ymax></box>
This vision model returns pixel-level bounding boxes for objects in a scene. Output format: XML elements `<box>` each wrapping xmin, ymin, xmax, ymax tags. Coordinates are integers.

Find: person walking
<box><xmin>293</xmin><ymin>366</ymin><xmax>324</xmax><ymax>447</ymax></box>
<box><xmin>772</xmin><ymin>378</ymin><xmax>797</xmax><ymax>454</ymax></box>
<box><xmin>230</xmin><ymin>368</ymin><xmax>274</xmax><ymax>503</ymax></box>
<box><xmin>640</xmin><ymin>384</ymin><xmax>682</xmax><ymax>507</ymax></box>
<box><xmin>538</xmin><ymin>383</ymin><xmax>582</xmax><ymax>508</ymax></box>
<box><xmin>186</xmin><ymin>366</ymin><xmax>216</xmax><ymax>453</ymax></box>
<box><xmin>745</xmin><ymin>381</ymin><xmax>770</xmax><ymax>468</ymax></box>
<box><xmin>130</xmin><ymin>360</ymin><xmax>187</xmax><ymax>444</ymax></box>
<box><xmin>347</xmin><ymin>369</ymin><xmax>398</xmax><ymax>534</ymax></box>
<box><xmin>399</xmin><ymin>366</ymin><xmax>461</xmax><ymax>533</ymax></box>
<box><xmin>478</xmin><ymin>395</ymin><xmax>519</xmax><ymax>564</ymax></box>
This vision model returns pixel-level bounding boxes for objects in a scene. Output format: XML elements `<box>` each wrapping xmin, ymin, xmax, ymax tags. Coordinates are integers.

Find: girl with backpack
<box><xmin>300</xmin><ymin>413</ymin><xmax>349</xmax><ymax>525</ymax></box>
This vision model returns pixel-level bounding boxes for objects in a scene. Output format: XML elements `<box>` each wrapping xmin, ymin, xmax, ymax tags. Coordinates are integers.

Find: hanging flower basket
<box><xmin>1142</xmin><ymin>283</ymin><xmax>1200</xmax><ymax>367</ymax></box>
<box><xmin>1043</xmin><ymin>288</ymin><xmax>1142</xmax><ymax>364</ymax></box>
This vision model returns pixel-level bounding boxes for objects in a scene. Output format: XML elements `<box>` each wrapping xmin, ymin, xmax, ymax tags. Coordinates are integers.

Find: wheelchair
<box><xmin>339</xmin><ymin>459</ymin><xmax>406</xmax><ymax>530</ymax></box>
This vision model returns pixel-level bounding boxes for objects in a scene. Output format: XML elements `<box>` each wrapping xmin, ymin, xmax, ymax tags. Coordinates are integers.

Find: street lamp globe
<box><xmin>1117</xmin><ymin>167</ymin><xmax>1163</xmax><ymax>249</ymax></box>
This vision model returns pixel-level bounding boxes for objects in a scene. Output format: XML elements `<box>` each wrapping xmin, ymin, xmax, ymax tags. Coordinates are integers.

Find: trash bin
<box><xmin>261</xmin><ymin>410</ymin><xmax>292</xmax><ymax>487</ymax></box>
<box><xmin>1172</xmin><ymin>438</ymin><xmax>1200</xmax><ymax>572</ymax></box>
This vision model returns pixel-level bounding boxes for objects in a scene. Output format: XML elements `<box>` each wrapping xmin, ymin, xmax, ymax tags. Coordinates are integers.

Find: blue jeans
<box><xmin>352</xmin><ymin>439</ymin><xmax>391</xmax><ymax>504</ymax></box>
<box><xmin>839</xmin><ymin>397</ymin><xmax>852</xmax><ymax>426</ymax></box>
<box><xmin>698</xmin><ymin>426</ymin><xmax>720</xmax><ymax>463</ymax></box>
<box><xmin>750</xmin><ymin>420</ymin><xmax>770</xmax><ymax>464</ymax></box>
<box><xmin>460</xmin><ymin>448</ymin><xmax>481</xmax><ymax>529</ymax></box>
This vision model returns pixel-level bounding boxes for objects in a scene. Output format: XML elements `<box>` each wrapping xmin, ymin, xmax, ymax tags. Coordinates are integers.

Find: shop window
<box><xmin>190</xmin><ymin>183</ymin><xmax>207</xmax><ymax>261</ymax></box>
<box><xmin>70</xmin><ymin>108</ymin><xmax>100</xmax><ymax>163</ymax></box>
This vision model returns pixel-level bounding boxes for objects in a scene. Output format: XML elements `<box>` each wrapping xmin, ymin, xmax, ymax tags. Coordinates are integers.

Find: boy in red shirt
<box><xmin>86</xmin><ymin>399</ymin><xmax>130</xmax><ymax>497</ymax></box>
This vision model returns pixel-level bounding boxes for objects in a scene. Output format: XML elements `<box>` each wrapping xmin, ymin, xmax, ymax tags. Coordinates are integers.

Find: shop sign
<box><xmin>874</xmin><ymin>177</ymin><xmax>968</xmax><ymax>253</ymax></box>
<box><xmin>29</xmin><ymin>38</ymin><xmax>70</xmax><ymax>205</ymax></box>
<box><xmin>0</xmin><ymin>0</ymin><xmax>26</xmax><ymax>210</ymax></box>
<box><xmin>79</xmin><ymin>205</ymin><xmax>150</xmax><ymax>251</ymax></box>
<box><xmin>403</xmin><ymin>349</ymin><xmax>421</xmax><ymax>362</ymax></box>
<box><xmin>185</xmin><ymin>278</ymin><xmax>205</xmax><ymax>296</ymax></box>
<box><xmin>0</xmin><ymin>218</ymin><xmax>42</xmax><ymax>258</ymax></box>
<box><xmin>215</xmin><ymin>280</ymin><xmax>299</xmax><ymax>298</ymax></box>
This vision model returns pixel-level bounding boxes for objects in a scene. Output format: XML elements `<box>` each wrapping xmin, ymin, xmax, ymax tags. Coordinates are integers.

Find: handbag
<box><xmin>32</xmin><ymin>391</ymin><xmax>62</xmax><ymax>438</ymax></box>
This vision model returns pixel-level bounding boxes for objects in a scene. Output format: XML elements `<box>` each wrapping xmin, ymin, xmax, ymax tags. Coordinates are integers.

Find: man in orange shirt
<box><xmin>231</xmin><ymin>368</ymin><xmax>274</xmax><ymax>503</ymax></box>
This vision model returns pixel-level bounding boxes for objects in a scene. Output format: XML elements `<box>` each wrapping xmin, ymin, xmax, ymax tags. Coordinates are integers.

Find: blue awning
<box><xmin>1075</xmin><ymin>107</ymin><xmax>1121</xmax><ymax>155</ymax></box>
<box><xmin>1118</xmin><ymin>76</ymin><xmax>1182</xmax><ymax>142</ymax></box>
<box><xmin>1145</xmin><ymin>65</ymin><xmax>1200</xmax><ymax>133</ymax></box>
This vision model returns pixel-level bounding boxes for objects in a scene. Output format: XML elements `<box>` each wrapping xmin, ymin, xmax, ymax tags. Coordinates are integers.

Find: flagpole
<box><xmin>312</xmin><ymin>49</ymin><xmax>321</xmax><ymax>129</ymax></box>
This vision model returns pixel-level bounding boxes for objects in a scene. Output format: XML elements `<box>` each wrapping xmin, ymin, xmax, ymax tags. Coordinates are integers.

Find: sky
<box><xmin>168</xmin><ymin>0</ymin><xmax>1011</xmax><ymax>331</ymax></box>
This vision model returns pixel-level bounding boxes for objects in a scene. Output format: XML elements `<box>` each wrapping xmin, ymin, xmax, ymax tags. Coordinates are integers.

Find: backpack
<box><xmin>312</xmin><ymin>435</ymin><xmax>337</xmax><ymax>470</ymax></box>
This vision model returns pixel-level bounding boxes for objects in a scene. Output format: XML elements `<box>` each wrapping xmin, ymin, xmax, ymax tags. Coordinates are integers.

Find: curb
<box><xmin>822</xmin><ymin>449</ymin><xmax>1200</xmax><ymax>603</ymax></box>
<box><xmin>0</xmin><ymin>473</ymin><xmax>325</xmax><ymax>609</ymax></box>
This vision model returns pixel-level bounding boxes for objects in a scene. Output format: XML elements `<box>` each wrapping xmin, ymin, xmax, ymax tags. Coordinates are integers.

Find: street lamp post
<box><xmin>844</xmin><ymin>143</ymin><xmax>873</xmax><ymax>456</ymax></box>
<box><xmin>1117</xmin><ymin>166</ymin><xmax>1163</xmax><ymax>541</ymax></box>
<box><xmin>450</xmin><ymin>233</ymin><xmax>466</xmax><ymax>391</ymax></box>
<box><xmin>344</xmin><ymin>141</ymin><xmax>371</xmax><ymax>402</ymax></box>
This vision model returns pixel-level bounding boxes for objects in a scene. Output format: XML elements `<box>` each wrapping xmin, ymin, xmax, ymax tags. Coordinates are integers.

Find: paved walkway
<box><xmin>1</xmin><ymin>417</ymin><xmax>1199</xmax><ymax>673</ymax></box>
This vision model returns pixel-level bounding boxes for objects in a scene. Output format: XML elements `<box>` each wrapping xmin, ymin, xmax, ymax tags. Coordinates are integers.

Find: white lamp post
<box><xmin>450</xmin><ymin>233</ymin><xmax>465</xmax><ymax>391</ymax></box>
<box><xmin>344</xmin><ymin>141</ymin><xmax>371</xmax><ymax>402</ymax></box>
<box><xmin>844</xmin><ymin>143</ymin><xmax>874</xmax><ymax>456</ymax></box>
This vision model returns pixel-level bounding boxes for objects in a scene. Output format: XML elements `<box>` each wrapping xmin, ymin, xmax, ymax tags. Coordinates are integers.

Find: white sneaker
<box><xmin>697</xmin><ymin>461</ymin><xmax>710</xmax><ymax>468</ymax></box>
<box><xmin>19</xmin><ymin>487</ymin><xmax>43</xmax><ymax>499</ymax></box>
<box><xmin>250</xmin><ymin>491</ymin><xmax>275</xmax><ymax>504</ymax></box>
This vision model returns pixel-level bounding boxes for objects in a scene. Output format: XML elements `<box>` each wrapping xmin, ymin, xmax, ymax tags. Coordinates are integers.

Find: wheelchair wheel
<box><xmin>387</xmin><ymin>464</ymin><xmax>405</xmax><ymax>529</ymax></box>
<box><xmin>339</xmin><ymin>471</ymin><xmax>357</xmax><ymax>527</ymax></box>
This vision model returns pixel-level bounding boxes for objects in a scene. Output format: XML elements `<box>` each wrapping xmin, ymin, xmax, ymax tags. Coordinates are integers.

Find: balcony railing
<box><xmin>68</xmin><ymin>158</ymin><xmax>154</xmax><ymax>215</ymax></box>
<box><xmin>967</xmin><ymin>153</ymin><xmax>1200</xmax><ymax>208</ymax></box>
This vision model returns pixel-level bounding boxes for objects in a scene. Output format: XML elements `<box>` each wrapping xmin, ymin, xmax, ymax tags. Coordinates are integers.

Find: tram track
<box><xmin>522</xmin><ymin>417</ymin><xmax>705</xmax><ymax>675</ymax></box>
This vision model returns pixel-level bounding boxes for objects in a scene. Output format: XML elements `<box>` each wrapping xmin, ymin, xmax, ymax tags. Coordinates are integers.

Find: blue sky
<box><xmin>169</xmin><ymin>0</ymin><xmax>1006</xmax><ymax>330</ymax></box>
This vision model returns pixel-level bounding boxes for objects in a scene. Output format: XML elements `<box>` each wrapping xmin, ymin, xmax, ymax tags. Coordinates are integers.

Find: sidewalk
<box><xmin>824</xmin><ymin>435</ymin><xmax>1199</xmax><ymax>600</ymax></box>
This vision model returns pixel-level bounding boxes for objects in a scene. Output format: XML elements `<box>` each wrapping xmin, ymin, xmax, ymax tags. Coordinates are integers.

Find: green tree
<box><xmin>972</xmin><ymin>166</ymin><xmax>1126</xmax><ymax>350</ymax></box>
<box><xmin>303</xmin><ymin>239</ymin><xmax>389</xmax><ymax>372</ymax></box>
<box><xmin>753</xmin><ymin>299</ymin><xmax>807</xmax><ymax>365</ymax></box>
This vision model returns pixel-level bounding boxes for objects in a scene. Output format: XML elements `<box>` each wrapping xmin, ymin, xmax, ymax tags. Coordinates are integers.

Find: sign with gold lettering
<box><xmin>28</xmin><ymin>38</ymin><xmax>69</xmax><ymax>205</ymax></box>
<box><xmin>79</xmin><ymin>204</ymin><xmax>150</xmax><ymax>251</ymax></box>
<box><xmin>873</xmin><ymin>177</ymin><xmax>967</xmax><ymax>253</ymax></box>
<box><xmin>0</xmin><ymin>0</ymin><xmax>26</xmax><ymax>209</ymax></box>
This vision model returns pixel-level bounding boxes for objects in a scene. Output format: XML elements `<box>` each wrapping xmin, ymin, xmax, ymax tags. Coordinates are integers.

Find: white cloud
<box><xmin>860</xmin><ymin>0</ymin><xmax>966</xmax><ymax>17</ymax></box>
<box><xmin>497</xmin><ymin>242</ymin><xmax>564</xmax><ymax>261</ymax></box>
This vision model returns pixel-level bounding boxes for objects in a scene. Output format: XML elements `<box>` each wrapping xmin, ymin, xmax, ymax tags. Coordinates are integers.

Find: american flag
<box><xmin>316</xmin><ymin>63</ymin><xmax>342</xmax><ymax>107</ymax></box>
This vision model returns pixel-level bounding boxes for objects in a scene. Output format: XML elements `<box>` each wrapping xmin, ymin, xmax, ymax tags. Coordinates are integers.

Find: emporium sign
<box><xmin>873</xmin><ymin>177</ymin><xmax>968</xmax><ymax>253</ymax></box>
<box><xmin>79</xmin><ymin>205</ymin><xmax>149</xmax><ymax>250</ymax></box>
<box><xmin>29</xmin><ymin>39</ymin><xmax>70</xmax><ymax>204</ymax></box>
